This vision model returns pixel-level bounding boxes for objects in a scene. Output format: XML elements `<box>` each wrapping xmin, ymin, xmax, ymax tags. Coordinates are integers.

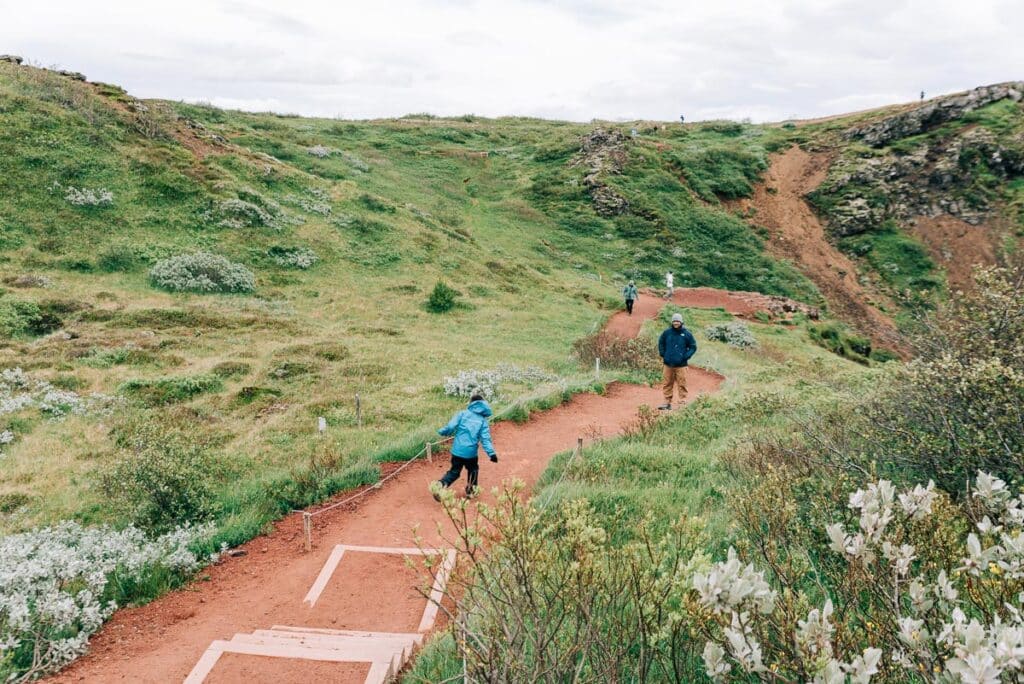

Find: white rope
<box><xmin>299</xmin><ymin>436</ymin><xmax>454</xmax><ymax>518</ymax></box>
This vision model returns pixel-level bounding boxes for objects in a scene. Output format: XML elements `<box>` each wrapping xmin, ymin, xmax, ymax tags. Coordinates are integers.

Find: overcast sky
<box><xmin>1</xmin><ymin>0</ymin><xmax>1022</xmax><ymax>122</ymax></box>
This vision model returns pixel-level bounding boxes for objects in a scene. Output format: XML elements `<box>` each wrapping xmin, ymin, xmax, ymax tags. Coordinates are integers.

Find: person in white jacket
<box><xmin>665</xmin><ymin>271</ymin><xmax>674</xmax><ymax>300</ymax></box>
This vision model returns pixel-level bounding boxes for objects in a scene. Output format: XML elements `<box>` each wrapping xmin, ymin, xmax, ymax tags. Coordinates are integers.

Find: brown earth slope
<box><xmin>730</xmin><ymin>145</ymin><xmax>902</xmax><ymax>349</ymax></box>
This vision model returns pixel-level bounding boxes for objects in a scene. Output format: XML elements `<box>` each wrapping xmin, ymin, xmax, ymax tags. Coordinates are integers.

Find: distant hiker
<box><xmin>920</xmin><ymin>90</ymin><xmax>925</xmax><ymax>101</ymax></box>
<box><xmin>622</xmin><ymin>280</ymin><xmax>639</xmax><ymax>315</ymax></box>
<box><xmin>432</xmin><ymin>394</ymin><xmax>498</xmax><ymax>500</ymax></box>
<box><xmin>665</xmin><ymin>271</ymin><xmax>674</xmax><ymax>300</ymax></box>
<box><xmin>657</xmin><ymin>313</ymin><xmax>697</xmax><ymax>411</ymax></box>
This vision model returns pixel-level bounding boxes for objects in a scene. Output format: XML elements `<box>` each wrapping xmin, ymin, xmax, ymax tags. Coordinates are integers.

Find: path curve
<box><xmin>48</xmin><ymin>296</ymin><xmax>728</xmax><ymax>684</ymax></box>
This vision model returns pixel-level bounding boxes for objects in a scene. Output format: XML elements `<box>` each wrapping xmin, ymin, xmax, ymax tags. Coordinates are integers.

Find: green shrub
<box><xmin>426</xmin><ymin>280</ymin><xmax>459</xmax><ymax>313</ymax></box>
<box><xmin>210</xmin><ymin>361</ymin><xmax>251</xmax><ymax>379</ymax></box>
<box><xmin>119</xmin><ymin>374</ymin><xmax>223</xmax><ymax>405</ymax></box>
<box><xmin>149</xmin><ymin>252</ymin><xmax>256</xmax><ymax>293</ymax></box>
<box><xmin>807</xmin><ymin>321</ymin><xmax>872</xmax><ymax>364</ymax></box>
<box><xmin>0</xmin><ymin>299</ymin><xmax>62</xmax><ymax>338</ymax></box>
<box><xmin>100</xmin><ymin>413</ymin><xmax>222</xmax><ymax>531</ymax></box>
<box><xmin>97</xmin><ymin>243</ymin><xmax>139</xmax><ymax>272</ymax></box>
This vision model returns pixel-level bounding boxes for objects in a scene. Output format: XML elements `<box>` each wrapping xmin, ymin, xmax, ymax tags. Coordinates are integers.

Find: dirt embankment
<box><xmin>908</xmin><ymin>215</ymin><xmax>1001</xmax><ymax>292</ymax></box>
<box><xmin>729</xmin><ymin>145</ymin><xmax>902</xmax><ymax>349</ymax></box>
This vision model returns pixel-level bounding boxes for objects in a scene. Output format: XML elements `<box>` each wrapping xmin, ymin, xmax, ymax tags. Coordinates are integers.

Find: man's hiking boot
<box><xmin>657</xmin><ymin>403</ymin><xmax>672</xmax><ymax>411</ymax></box>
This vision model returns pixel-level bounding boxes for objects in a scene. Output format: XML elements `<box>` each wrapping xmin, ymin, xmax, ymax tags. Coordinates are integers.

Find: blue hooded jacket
<box><xmin>438</xmin><ymin>399</ymin><xmax>496</xmax><ymax>459</ymax></box>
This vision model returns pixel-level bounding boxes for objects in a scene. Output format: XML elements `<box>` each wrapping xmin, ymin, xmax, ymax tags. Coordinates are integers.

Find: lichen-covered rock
<box><xmin>817</xmin><ymin>108</ymin><xmax>1024</xmax><ymax>236</ymax></box>
<box><xmin>0</xmin><ymin>55</ymin><xmax>23</xmax><ymax>65</ymax></box>
<box><xmin>571</xmin><ymin>128</ymin><xmax>631</xmax><ymax>216</ymax></box>
<box><xmin>847</xmin><ymin>82</ymin><xmax>1024</xmax><ymax>147</ymax></box>
<box><xmin>56</xmin><ymin>69</ymin><xmax>87</xmax><ymax>81</ymax></box>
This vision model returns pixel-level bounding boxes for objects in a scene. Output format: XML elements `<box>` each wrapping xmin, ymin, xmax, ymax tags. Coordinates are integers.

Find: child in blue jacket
<box><xmin>433</xmin><ymin>394</ymin><xmax>498</xmax><ymax>499</ymax></box>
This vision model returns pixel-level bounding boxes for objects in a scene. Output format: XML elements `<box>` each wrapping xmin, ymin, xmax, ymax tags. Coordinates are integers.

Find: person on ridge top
<box><xmin>431</xmin><ymin>393</ymin><xmax>498</xmax><ymax>500</ymax></box>
<box><xmin>657</xmin><ymin>312</ymin><xmax>697</xmax><ymax>411</ymax></box>
<box><xmin>622</xmin><ymin>280</ymin><xmax>639</xmax><ymax>315</ymax></box>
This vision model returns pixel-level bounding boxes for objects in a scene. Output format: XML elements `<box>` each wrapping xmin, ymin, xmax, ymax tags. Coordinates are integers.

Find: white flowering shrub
<box><xmin>0</xmin><ymin>521</ymin><xmax>212</xmax><ymax>682</ymax></box>
<box><xmin>63</xmin><ymin>186</ymin><xmax>113</xmax><ymax>207</ymax></box>
<box><xmin>699</xmin><ymin>472</ymin><xmax>1024</xmax><ymax>683</ymax></box>
<box><xmin>215</xmin><ymin>198</ymin><xmax>277</xmax><ymax>229</ymax></box>
<box><xmin>705</xmin><ymin>321</ymin><xmax>757</xmax><ymax>348</ymax></box>
<box><xmin>0</xmin><ymin>368</ymin><xmax>118</xmax><ymax>457</ymax></box>
<box><xmin>149</xmin><ymin>252</ymin><xmax>255</xmax><ymax>293</ymax></box>
<box><xmin>268</xmin><ymin>246</ymin><xmax>318</xmax><ymax>269</ymax></box>
<box><xmin>283</xmin><ymin>193</ymin><xmax>331</xmax><ymax>216</ymax></box>
<box><xmin>442</xmin><ymin>364</ymin><xmax>557</xmax><ymax>400</ymax></box>
<box><xmin>307</xmin><ymin>144</ymin><xmax>332</xmax><ymax>158</ymax></box>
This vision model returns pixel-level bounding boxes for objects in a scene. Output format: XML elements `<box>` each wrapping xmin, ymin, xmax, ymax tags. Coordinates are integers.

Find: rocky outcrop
<box><xmin>0</xmin><ymin>55</ymin><xmax>23</xmax><ymax>65</ymax></box>
<box><xmin>571</xmin><ymin>128</ymin><xmax>630</xmax><ymax>216</ymax></box>
<box><xmin>847</xmin><ymin>82</ymin><xmax>1024</xmax><ymax>147</ymax></box>
<box><xmin>819</xmin><ymin>106</ymin><xmax>1024</xmax><ymax>236</ymax></box>
<box><xmin>56</xmin><ymin>69</ymin><xmax>86</xmax><ymax>81</ymax></box>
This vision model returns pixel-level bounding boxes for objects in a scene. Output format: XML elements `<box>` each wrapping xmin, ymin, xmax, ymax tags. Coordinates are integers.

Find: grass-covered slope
<box><xmin>0</xmin><ymin>62</ymin><xmax>821</xmax><ymax>536</ymax></box>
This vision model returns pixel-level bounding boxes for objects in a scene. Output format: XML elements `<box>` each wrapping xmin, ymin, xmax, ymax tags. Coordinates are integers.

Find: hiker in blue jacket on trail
<box><xmin>432</xmin><ymin>394</ymin><xmax>498</xmax><ymax>500</ymax></box>
<box><xmin>657</xmin><ymin>313</ymin><xmax>697</xmax><ymax>411</ymax></box>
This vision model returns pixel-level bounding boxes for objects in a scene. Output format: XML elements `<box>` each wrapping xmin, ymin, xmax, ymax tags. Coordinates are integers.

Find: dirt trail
<box><xmin>49</xmin><ymin>297</ymin><xmax>728</xmax><ymax>684</ymax></box>
<box><xmin>729</xmin><ymin>145</ymin><xmax>902</xmax><ymax>348</ymax></box>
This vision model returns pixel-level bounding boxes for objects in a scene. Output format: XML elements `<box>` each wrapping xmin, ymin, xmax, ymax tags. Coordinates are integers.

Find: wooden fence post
<box><xmin>426</xmin><ymin>441</ymin><xmax>433</xmax><ymax>463</ymax></box>
<box><xmin>595</xmin><ymin>358</ymin><xmax>600</xmax><ymax>380</ymax></box>
<box><xmin>302</xmin><ymin>512</ymin><xmax>312</xmax><ymax>552</ymax></box>
<box><xmin>577</xmin><ymin>437</ymin><xmax>584</xmax><ymax>459</ymax></box>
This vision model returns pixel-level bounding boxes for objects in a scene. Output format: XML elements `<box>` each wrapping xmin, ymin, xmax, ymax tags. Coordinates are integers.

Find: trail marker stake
<box><xmin>577</xmin><ymin>437</ymin><xmax>584</xmax><ymax>459</ymax></box>
<box><xmin>595</xmin><ymin>358</ymin><xmax>600</xmax><ymax>380</ymax></box>
<box><xmin>426</xmin><ymin>441</ymin><xmax>432</xmax><ymax>463</ymax></box>
<box><xmin>302</xmin><ymin>512</ymin><xmax>312</xmax><ymax>552</ymax></box>
<box><xmin>317</xmin><ymin>416</ymin><xmax>326</xmax><ymax>436</ymax></box>
<box><xmin>355</xmin><ymin>394</ymin><xmax>362</xmax><ymax>428</ymax></box>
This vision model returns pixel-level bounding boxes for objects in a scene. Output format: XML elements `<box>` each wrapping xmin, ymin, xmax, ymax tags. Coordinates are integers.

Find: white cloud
<box><xmin>0</xmin><ymin>0</ymin><xmax>1020</xmax><ymax>121</ymax></box>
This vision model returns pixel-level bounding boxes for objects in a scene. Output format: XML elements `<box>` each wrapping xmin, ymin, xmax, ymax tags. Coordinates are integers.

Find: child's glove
<box><xmin>489</xmin><ymin>454</ymin><xmax>498</xmax><ymax>463</ymax></box>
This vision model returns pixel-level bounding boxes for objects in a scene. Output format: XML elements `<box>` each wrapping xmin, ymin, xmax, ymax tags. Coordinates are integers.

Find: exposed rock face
<box><xmin>817</xmin><ymin>93</ymin><xmax>1024</xmax><ymax>236</ymax></box>
<box><xmin>56</xmin><ymin>69</ymin><xmax>87</xmax><ymax>81</ymax></box>
<box><xmin>847</xmin><ymin>82</ymin><xmax>1024</xmax><ymax>147</ymax></box>
<box><xmin>0</xmin><ymin>55</ymin><xmax>23</xmax><ymax>65</ymax></box>
<box><xmin>572</xmin><ymin>128</ymin><xmax>630</xmax><ymax>216</ymax></box>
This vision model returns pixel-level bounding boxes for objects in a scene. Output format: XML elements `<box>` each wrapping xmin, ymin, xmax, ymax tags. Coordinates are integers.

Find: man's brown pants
<box><xmin>662</xmin><ymin>365</ymin><xmax>687</xmax><ymax>403</ymax></box>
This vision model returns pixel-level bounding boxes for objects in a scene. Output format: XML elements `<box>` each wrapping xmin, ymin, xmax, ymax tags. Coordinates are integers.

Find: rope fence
<box><xmin>297</xmin><ymin>435</ymin><xmax>454</xmax><ymax>551</ymax></box>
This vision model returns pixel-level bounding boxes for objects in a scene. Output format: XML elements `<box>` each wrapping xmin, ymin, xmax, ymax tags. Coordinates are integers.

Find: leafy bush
<box><xmin>426</xmin><ymin>280</ymin><xmax>459</xmax><ymax>313</ymax></box>
<box><xmin>422</xmin><ymin>487</ymin><xmax>707</xmax><ymax>682</ymax></box>
<box><xmin>119</xmin><ymin>374</ymin><xmax>223</xmax><ymax>406</ymax></box>
<box><xmin>0</xmin><ymin>521</ymin><xmax>212</xmax><ymax>682</ymax></box>
<box><xmin>100</xmin><ymin>413</ymin><xmax>223</xmax><ymax>531</ymax></box>
<box><xmin>705</xmin><ymin>321</ymin><xmax>757</xmax><ymax>348</ymax></box>
<box><xmin>210</xmin><ymin>361</ymin><xmax>250</xmax><ymax>379</ymax></box>
<box><xmin>572</xmin><ymin>330</ymin><xmax>660</xmax><ymax>372</ymax></box>
<box><xmin>442</xmin><ymin>364</ymin><xmax>557</xmax><ymax>400</ymax></box>
<box><xmin>97</xmin><ymin>243</ymin><xmax>139</xmax><ymax>272</ymax></box>
<box><xmin>808</xmin><ymin>321</ymin><xmax>873</xmax><ymax>364</ymax></box>
<box><xmin>149</xmin><ymin>252</ymin><xmax>255</xmax><ymax>293</ymax></box>
<box><xmin>357</xmin><ymin>193</ymin><xmax>397</xmax><ymax>213</ymax></box>
<box><xmin>866</xmin><ymin>260</ymin><xmax>1024</xmax><ymax>493</ymax></box>
<box><xmin>0</xmin><ymin>300</ymin><xmax>61</xmax><ymax>338</ymax></box>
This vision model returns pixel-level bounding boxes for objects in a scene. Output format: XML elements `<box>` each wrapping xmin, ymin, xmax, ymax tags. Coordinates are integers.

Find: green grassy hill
<box><xmin>0</xmin><ymin>62</ymin><xmax>1020</xmax><ymax>540</ymax></box>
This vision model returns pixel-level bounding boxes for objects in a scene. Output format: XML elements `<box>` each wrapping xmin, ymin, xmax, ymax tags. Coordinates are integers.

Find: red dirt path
<box><xmin>48</xmin><ymin>298</ymin><xmax>726</xmax><ymax>684</ymax></box>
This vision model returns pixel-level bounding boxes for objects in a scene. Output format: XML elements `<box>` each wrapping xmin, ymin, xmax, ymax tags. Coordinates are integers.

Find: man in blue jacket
<box><xmin>657</xmin><ymin>313</ymin><xmax>697</xmax><ymax>411</ymax></box>
<box><xmin>432</xmin><ymin>394</ymin><xmax>498</xmax><ymax>500</ymax></box>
